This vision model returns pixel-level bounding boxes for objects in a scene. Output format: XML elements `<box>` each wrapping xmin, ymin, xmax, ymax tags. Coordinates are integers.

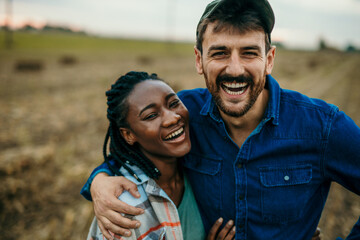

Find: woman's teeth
<box><xmin>165</xmin><ymin>127</ymin><xmax>184</xmax><ymax>140</ymax></box>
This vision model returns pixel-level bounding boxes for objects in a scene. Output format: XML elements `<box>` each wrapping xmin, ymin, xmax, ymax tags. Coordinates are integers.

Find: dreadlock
<box><xmin>104</xmin><ymin>71</ymin><xmax>162</xmax><ymax>181</ymax></box>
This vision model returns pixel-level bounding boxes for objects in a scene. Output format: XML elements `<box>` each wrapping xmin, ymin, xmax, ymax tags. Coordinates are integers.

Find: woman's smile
<box><xmin>164</xmin><ymin>126</ymin><xmax>185</xmax><ymax>141</ymax></box>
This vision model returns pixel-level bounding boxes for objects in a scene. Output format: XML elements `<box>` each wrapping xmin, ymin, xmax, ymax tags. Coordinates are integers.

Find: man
<box><xmin>81</xmin><ymin>0</ymin><xmax>360</xmax><ymax>239</ymax></box>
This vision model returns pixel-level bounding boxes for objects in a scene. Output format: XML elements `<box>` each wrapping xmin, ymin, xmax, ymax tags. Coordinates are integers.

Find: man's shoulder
<box><xmin>279</xmin><ymin>88</ymin><xmax>338</xmax><ymax>115</ymax></box>
<box><xmin>178</xmin><ymin>88</ymin><xmax>210</xmax><ymax>112</ymax></box>
<box><xmin>178</xmin><ymin>88</ymin><xmax>209</xmax><ymax>100</ymax></box>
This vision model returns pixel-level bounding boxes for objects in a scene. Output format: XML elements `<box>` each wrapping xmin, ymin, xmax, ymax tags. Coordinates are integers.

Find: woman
<box><xmin>87</xmin><ymin>71</ymin><xmax>235</xmax><ymax>240</ymax></box>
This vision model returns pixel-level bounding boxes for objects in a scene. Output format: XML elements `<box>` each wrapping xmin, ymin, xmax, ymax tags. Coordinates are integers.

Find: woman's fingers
<box><xmin>216</xmin><ymin>220</ymin><xmax>234</xmax><ymax>240</ymax></box>
<box><xmin>224</xmin><ymin>226</ymin><xmax>236</xmax><ymax>240</ymax></box>
<box><xmin>207</xmin><ymin>218</ymin><xmax>223</xmax><ymax>240</ymax></box>
<box><xmin>311</xmin><ymin>227</ymin><xmax>321</xmax><ymax>240</ymax></box>
<box><xmin>207</xmin><ymin>218</ymin><xmax>235</xmax><ymax>240</ymax></box>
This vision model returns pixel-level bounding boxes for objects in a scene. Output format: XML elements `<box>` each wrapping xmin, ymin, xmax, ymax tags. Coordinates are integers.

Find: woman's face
<box><xmin>121</xmin><ymin>80</ymin><xmax>191</xmax><ymax>161</ymax></box>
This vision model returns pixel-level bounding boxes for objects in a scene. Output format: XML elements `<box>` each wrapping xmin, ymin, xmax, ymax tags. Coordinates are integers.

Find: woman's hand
<box><xmin>311</xmin><ymin>227</ymin><xmax>321</xmax><ymax>240</ymax></box>
<box><xmin>90</xmin><ymin>173</ymin><xmax>144</xmax><ymax>240</ymax></box>
<box><xmin>207</xmin><ymin>219</ymin><xmax>320</xmax><ymax>240</ymax></box>
<box><xmin>207</xmin><ymin>218</ymin><xmax>236</xmax><ymax>240</ymax></box>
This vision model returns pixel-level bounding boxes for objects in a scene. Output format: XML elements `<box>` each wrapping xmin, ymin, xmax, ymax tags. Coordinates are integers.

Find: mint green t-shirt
<box><xmin>178</xmin><ymin>175</ymin><xmax>206</xmax><ymax>240</ymax></box>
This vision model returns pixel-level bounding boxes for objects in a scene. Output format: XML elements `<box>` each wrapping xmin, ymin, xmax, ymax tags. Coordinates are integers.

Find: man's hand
<box><xmin>90</xmin><ymin>173</ymin><xmax>144</xmax><ymax>239</ymax></box>
<box><xmin>207</xmin><ymin>218</ymin><xmax>236</xmax><ymax>240</ymax></box>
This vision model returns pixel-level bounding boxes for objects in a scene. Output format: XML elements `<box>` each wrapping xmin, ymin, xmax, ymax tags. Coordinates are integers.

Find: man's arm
<box><xmin>80</xmin><ymin>162</ymin><xmax>113</xmax><ymax>201</ymax></box>
<box><xmin>90</xmin><ymin>173</ymin><xmax>144</xmax><ymax>239</ymax></box>
<box><xmin>325</xmin><ymin>110</ymin><xmax>360</xmax><ymax>239</ymax></box>
<box><xmin>81</xmin><ymin>161</ymin><xmax>144</xmax><ymax>239</ymax></box>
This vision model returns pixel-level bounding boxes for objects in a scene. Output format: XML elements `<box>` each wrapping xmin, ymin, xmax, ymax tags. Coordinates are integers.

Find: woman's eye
<box><xmin>169</xmin><ymin>99</ymin><xmax>180</xmax><ymax>108</ymax></box>
<box><xmin>144</xmin><ymin>113</ymin><xmax>157</xmax><ymax>120</ymax></box>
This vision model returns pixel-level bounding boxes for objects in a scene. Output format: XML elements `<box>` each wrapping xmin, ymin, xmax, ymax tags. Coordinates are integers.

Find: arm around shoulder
<box><xmin>80</xmin><ymin>161</ymin><xmax>115</xmax><ymax>201</ymax></box>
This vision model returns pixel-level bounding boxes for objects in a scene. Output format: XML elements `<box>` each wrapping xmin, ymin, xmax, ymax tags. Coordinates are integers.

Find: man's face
<box><xmin>195</xmin><ymin>23</ymin><xmax>275</xmax><ymax>117</ymax></box>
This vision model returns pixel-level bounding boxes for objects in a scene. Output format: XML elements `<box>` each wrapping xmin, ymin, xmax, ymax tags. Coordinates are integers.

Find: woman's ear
<box><xmin>120</xmin><ymin>128</ymin><xmax>137</xmax><ymax>145</ymax></box>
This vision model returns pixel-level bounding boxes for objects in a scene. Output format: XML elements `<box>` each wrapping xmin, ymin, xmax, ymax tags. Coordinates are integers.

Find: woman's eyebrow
<box><xmin>139</xmin><ymin>103</ymin><xmax>156</xmax><ymax>116</ymax></box>
<box><xmin>165</xmin><ymin>93</ymin><xmax>176</xmax><ymax>102</ymax></box>
<box><xmin>138</xmin><ymin>93</ymin><xmax>176</xmax><ymax>116</ymax></box>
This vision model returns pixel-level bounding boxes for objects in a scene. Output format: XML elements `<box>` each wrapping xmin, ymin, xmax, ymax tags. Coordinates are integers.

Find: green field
<box><xmin>0</xmin><ymin>31</ymin><xmax>193</xmax><ymax>55</ymax></box>
<box><xmin>0</xmin><ymin>31</ymin><xmax>359</xmax><ymax>239</ymax></box>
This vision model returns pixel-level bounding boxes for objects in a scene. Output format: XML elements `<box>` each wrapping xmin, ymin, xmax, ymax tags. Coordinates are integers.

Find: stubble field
<box><xmin>0</xmin><ymin>31</ymin><xmax>359</xmax><ymax>239</ymax></box>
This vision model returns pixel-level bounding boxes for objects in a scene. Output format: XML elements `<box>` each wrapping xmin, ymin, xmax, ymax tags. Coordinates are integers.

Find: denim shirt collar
<box><xmin>199</xmin><ymin>75</ymin><xmax>280</xmax><ymax>125</ymax></box>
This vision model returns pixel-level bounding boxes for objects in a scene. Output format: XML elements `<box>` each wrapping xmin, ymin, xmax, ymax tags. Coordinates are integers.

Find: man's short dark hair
<box><xmin>196</xmin><ymin>0</ymin><xmax>273</xmax><ymax>54</ymax></box>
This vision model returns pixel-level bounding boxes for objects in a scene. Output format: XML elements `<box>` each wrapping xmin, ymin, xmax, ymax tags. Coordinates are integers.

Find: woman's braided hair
<box><xmin>104</xmin><ymin>71</ymin><xmax>162</xmax><ymax>181</ymax></box>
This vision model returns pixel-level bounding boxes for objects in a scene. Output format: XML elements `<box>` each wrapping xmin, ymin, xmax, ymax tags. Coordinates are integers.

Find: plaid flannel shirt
<box><xmin>87</xmin><ymin>165</ymin><xmax>183</xmax><ymax>240</ymax></box>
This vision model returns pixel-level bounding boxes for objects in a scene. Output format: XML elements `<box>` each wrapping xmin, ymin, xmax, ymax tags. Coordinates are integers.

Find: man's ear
<box><xmin>194</xmin><ymin>46</ymin><xmax>204</xmax><ymax>75</ymax></box>
<box><xmin>120</xmin><ymin>128</ymin><xmax>137</xmax><ymax>145</ymax></box>
<box><xmin>265</xmin><ymin>46</ymin><xmax>276</xmax><ymax>75</ymax></box>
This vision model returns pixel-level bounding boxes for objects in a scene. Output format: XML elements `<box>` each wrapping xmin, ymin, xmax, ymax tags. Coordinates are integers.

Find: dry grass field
<box><xmin>0</xmin><ymin>31</ymin><xmax>359</xmax><ymax>239</ymax></box>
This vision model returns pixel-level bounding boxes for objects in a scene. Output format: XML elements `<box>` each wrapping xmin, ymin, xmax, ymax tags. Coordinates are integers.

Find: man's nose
<box><xmin>226</xmin><ymin>53</ymin><xmax>245</xmax><ymax>76</ymax></box>
<box><xmin>162</xmin><ymin>109</ymin><xmax>181</xmax><ymax>127</ymax></box>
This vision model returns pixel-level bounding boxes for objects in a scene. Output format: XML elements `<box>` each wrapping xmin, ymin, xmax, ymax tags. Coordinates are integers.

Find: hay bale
<box><xmin>136</xmin><ymin>55</ymin><xmax>153</xmax><ymax>66</ymax></box>
<box><xmin>15</xmin><ymin>60</ymin><xmax>44</xmax><ymax>72</ymax></box>
<box><xmin>59</xmin><ymin>55</ymin><xmax>77</xmax><ymax>65</ymax></box>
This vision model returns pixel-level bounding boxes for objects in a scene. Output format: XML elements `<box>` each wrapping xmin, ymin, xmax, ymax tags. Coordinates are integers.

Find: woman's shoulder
<box><xmin>118</xmin><ymin>184</ymin><xmax>148</xmax><ymax>207</ymax></box>
<box><xmin>117</xmin><ymin>166</ymin><xmax>150</xmax><ymax>207</ymax></box>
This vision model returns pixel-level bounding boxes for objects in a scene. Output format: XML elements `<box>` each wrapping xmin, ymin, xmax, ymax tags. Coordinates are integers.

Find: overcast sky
<box><xmin>1</xmin><ymin>0</ymin><xmax>360</xmax><ymax>49</ymax></box>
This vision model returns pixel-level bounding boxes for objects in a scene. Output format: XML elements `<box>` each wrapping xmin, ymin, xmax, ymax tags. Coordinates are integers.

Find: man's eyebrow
<box><xmin>207</xmin><ymin>45</ymin><xmax>227</xmax><ymax>55</ymax></box>
<box><xmin>139</xmin><ymin>103</ymin><xmax>156</xmax><ymax>116</ymax></box>
<box><xmin>207</xmin><ymin>45</ymin><xmax>262</xmax><ymax>55</ymax></box>
<box><xmin>242</xmin><ymin>45</ymin><xmax>262</xmax><ymax>51</ymax></box>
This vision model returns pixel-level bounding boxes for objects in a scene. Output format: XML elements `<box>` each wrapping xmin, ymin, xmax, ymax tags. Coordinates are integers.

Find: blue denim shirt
<box><xmin>81</xmin><ymin>75</ymin><xmax>360</xmax><ymax>240</ymax></box>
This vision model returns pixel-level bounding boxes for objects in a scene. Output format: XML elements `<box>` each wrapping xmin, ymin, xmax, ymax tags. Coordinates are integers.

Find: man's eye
<box><xmin>211</xmin><ymin>52</ymin><xmax>226</xmax><ymax>57</ymax></box>
<box><xmin>169</xmin><ymin>99</ymin><xmax>180</xmax><ymax>108</ymax></box>
<box><xmin>244</xmin><ymin>52</ymin><xmax>257</xmax><ymax>56</ymax></box>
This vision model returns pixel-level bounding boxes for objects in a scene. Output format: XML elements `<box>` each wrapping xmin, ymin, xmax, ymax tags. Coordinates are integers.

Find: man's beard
<box><xmin>206</xmin><ymin>71</ymin><xmax>266</xmax><ymax>117</ymax></box>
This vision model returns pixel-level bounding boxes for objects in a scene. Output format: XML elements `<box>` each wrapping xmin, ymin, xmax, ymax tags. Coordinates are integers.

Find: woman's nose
<box><xmin>162</xmin><ymin>110</ymin><xmax>181</xmax><ymax>127</ymax></box>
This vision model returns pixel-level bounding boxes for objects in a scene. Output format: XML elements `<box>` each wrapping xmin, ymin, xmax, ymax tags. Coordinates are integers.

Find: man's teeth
<box><xmin>222</xmin><ymin>82</ymin><xmax>248</xmax><ymax>95</ymax></box>
<box><xmin>223</xmin><ymin>82</ymin><xmax>247</xmax><ymax>88</ymax></box>
<box><xmin>165</xmin><ymin>127</ymin><xmax>184</xmax><ymax>140</ymax></box>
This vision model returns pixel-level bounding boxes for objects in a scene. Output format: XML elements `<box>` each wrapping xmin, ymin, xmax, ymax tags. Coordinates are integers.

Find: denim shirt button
<box><xmin>284</xmin><ymin>175</ymin><xmax>290</xmax><ymax>181</ymax></box>
<box><xmin>237</xmin><ymin>163</ymin><xmax>243</xmax><ymax>168</ymax></box>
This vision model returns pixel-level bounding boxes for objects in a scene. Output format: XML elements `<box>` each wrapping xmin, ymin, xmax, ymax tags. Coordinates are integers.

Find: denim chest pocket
<box><xmin>260</xmin><ymin>164</ymin><xmax>312</xmax><ymax>224</ymax></box>
<box><xmin>183</xmin><ymin>153</ymin><xmax>222</xmax><ymax>211</ymax></box>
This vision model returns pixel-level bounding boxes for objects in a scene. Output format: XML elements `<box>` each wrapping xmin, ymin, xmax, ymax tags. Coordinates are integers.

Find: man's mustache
<box><xmin>216</xmin><ymin>74</ymin><xmax>253</xmax><ymax>86</ymax></box>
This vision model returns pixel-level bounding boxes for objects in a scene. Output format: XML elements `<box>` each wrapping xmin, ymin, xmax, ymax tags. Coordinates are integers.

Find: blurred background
<box><xmin>0</xmin><ymin>0</ymin><xmax>359</xmax><ymax>239</ymax></box>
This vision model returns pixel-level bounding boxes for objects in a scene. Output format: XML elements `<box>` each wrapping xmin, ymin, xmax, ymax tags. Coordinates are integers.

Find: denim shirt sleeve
<box><xmin>324</xmin><ymin>110</ymin><xmax>360</xmax><ymax>239</ymax></box>
<box><xmin>80</xmin><ymin>161</ymin><xmax>115</xmax><ymax>201</ymax></box>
